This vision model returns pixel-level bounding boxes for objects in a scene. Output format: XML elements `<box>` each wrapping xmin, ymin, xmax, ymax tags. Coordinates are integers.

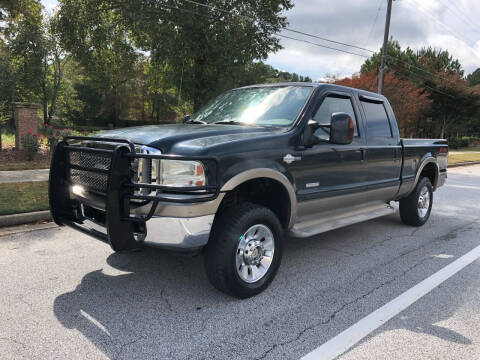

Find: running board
<box><xmin>289</xmin><ymin>203</ymin><xmax>396</xmax><ymax>238</ymax></box>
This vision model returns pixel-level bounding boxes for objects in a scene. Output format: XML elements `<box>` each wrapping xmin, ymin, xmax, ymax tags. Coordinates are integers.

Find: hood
<box><xmin>95</xmin><ymin>124</ymin><xmax>281</xmax><ymax>153</ymax></box>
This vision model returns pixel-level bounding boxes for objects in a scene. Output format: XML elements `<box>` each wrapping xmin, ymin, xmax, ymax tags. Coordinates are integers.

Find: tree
<box><xmin>425</xmin><ymin>71</ymin><xmax>480</xmax><ymax>138</ymax></box>
<box><xmin>114</xmin><ymin>0</ymin><xmax>293</xmax><ymax>110</ymax></box>
<box><xmin>467</xmin><ymin>68</ymin><xmax>480</xmax><ymax>87</ymax></box>
<box><xmin>1</xmin><ymin>0</ymin><xmax>44</xmax><ymax>104</ymax></box>
<box><xmin>56</xmin><ymin>0</ymin><xmax>139</xmax><ymax>125</ymax></box>
<box><xmin>335</xmin><ymin>72</ymin><xmax>430</xmax><ymax>137</ymax></box>
<box><xmin>360</xmin><ymin>39</ymin><xmax>480</xmax><ymax>138</ymax></box>
<box><xmin>40</xmin><ymin>14</ymin><xmax>69</xmax><ymax>124</ymax></box>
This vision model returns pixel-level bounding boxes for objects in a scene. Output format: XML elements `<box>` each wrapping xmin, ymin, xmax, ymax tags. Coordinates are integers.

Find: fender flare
<box><xmin>220</xmin><ymin>168</ymin><xmax>297</xmax><ymax>229</ymax></box>
<box><xmin>413</xmin><ymin>156</ymin><xmax>439</xmax><ymax>190</ymax></box>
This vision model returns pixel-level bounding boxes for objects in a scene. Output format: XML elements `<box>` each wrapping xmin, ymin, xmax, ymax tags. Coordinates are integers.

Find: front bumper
<box><xmin>80</xmin><ymin>214</ymin><xmax>215</xmax><ymax>250</ymax></box>
<box><xmin>49</xmin><ymin>136</ymin><xmax>221</xmax><ymax>251</ymax></box>
<box><xmin>143</xmin><ymin>215</ymin><xmax>214</xmax><ymax>250</ymax></box>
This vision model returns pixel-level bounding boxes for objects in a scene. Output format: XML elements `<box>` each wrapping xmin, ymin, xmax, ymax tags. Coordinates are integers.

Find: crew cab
<box><xmin>49</xmin><ymin>83</ymin><xmax>448</xmax><ymax>298</ymax></box>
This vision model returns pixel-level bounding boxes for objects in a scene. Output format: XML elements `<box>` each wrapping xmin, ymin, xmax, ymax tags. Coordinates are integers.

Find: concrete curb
<box><xmin>448</xmin><ymin>161</ymin><xmax>480</xmax><ymax>168</ymax></box>
<box><xmin>0</xmin><ymin>210</ymin><xmax>52</xmax><ymax>227</ymax></box>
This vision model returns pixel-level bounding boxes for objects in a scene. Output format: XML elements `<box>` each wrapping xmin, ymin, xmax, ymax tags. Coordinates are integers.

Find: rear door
<box><xmin>357</xmin><ymin>95</ymin><xmax>402</xmax><ymax>201</ymax></box>
<box><xmin>290</xmin><ymin>90</ymin><xmax>369</xmax><ymax>217</ymax></box>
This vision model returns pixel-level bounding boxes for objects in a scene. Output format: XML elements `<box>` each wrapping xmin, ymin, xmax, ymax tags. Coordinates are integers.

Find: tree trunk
<box><xmin>42</xmin><ymin>58</ymin><xmax>48</xmax><ymax>125</ymax></box>
<box><xmin>440</xmin><ymin>115</ymin><xmax>447</xmax><ymax>139</ymax></box>
<box><xmin>47</xmin><ymin>62</ymin><xmax>63</xmax><ymax>124</ymax></box>
<box><xmin>193</xmin><ymin>57</ymin><xmax>209</xmax><ymax>112</ymax></box>
<box><xmin>113</xmin><ymin>87</ymin><xmax>119</xmax><ymax>128</ymax></box>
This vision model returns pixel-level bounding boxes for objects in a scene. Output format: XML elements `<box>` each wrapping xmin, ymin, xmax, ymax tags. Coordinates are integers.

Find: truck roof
<box><xmin>237</xmin><ymin>82</ymin><xmax>386</xmax><ymax>101</ymax></box>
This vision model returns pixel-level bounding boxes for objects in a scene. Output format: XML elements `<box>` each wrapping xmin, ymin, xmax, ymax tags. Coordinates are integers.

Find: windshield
<box><xmin>191</xmin><ymin>86</ymin><xmax>313</xmax><ymax>126</ymax></box>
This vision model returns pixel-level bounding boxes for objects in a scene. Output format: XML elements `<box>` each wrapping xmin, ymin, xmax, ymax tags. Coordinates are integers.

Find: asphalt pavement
<box><xmin>1</xmin><ymin>165</ymin><xmax>480</xmax><ymax>360</ymax></box>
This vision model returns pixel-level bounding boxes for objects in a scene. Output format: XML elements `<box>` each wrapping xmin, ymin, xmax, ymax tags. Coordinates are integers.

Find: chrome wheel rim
<box><xmin>235</xmin><ymin>224</ymin><xmax>275</xmax><ymax>283</ymax></box>
<box><xmin>417</xmin><ymin>185</ymin><xmax>430</xmax><ymax>218</ymax></box>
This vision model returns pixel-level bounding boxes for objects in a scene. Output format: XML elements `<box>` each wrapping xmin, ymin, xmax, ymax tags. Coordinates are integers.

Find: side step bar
<box><xmin>289</xmin><ymin>203</ymin><xmax>396</xmax><ymax>238</ymax></box>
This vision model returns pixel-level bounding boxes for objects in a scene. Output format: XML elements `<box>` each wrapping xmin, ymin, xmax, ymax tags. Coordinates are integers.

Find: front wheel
<box><xmin>204</xmin><ymin>203</ymin><xmax>283</xmax><ymax>298</ymax></box>
<box><xmin>399</xmin><ymin>177</ymin><xmax>433</xmax><ymax>226</ymax></box>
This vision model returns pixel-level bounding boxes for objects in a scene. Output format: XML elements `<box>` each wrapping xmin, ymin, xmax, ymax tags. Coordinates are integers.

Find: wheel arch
<box><xmin>220</xmin><ymin>168</ymin><xmax>297</xmax><ymax>229</ymax></box>
<box><xmin>414</xmin><ymin>156</ymin><xmax>440</xmax><ymax>191</ymax></box>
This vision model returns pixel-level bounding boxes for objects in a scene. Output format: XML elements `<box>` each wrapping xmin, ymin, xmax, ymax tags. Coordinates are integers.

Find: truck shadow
<box><xmin>53</xmin><ymin>211</ymin><xmax>476</xmax><ymax>359</ymax></box>
<box><xmin>53</xmin><ymin>247</ymin><xmax>227</xmax><ymax>358</ymax></box>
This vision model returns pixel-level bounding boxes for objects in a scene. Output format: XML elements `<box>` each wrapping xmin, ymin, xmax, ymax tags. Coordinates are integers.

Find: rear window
<box><xmin>361</xmin><ymin>101</ymin><xmax>392</xmax><ymax>137</ymax></box>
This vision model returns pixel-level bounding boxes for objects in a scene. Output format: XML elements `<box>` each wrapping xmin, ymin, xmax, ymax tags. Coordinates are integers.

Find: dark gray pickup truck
<box><xmin>49</xmin><ymin>83</ymin><xmax>448</xmax><ymax>298</ymax></box>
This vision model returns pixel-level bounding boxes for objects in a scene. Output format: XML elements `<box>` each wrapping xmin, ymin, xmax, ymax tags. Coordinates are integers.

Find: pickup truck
<box><xmin>49</xmin><ymin>83</ymin><xmax>448</xmax><ymax>298</ymax></box>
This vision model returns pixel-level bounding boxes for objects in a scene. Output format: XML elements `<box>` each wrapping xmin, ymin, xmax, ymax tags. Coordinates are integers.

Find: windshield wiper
<box><xmin>213</xmin><ymin>120</ymin><xmax>247</xmax><ymax>125</ymax></box>
<box><xmin>185</xmin><ymin>119</ymin><xmax>207</xmax><ymax>124</ymax></box>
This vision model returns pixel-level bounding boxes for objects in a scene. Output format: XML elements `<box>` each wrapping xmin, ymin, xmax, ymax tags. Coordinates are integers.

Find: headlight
<box><xmin>160</xmin><ymin>160</ymin><xmax>206</xmax><ymax>187</ymax></box>
<box><xmin>134</xmin><ymin>146</ymin><xmax>206</xmax><ymax>189</ymax></box>
<box><xmin>135</xmin><ymin>146</ymin><xmax>161</xmax><ymax>186</ymax></box>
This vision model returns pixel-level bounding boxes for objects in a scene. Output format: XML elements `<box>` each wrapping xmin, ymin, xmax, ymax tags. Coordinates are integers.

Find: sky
<box><xmin>41</xmin><ymin>0</ymin><xmax>480</xmax><ymax>81</ymax></box>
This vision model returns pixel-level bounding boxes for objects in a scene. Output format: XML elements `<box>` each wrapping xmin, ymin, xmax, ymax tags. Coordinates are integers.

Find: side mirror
<box><xmin>330</xmin><ymin>112</ymin><xmax>354</xmax><ymax>145</ymax></box>
<box><xmin>182</xmin><ymin>114</ymin><xmax>191</xmax><ymax>124</ymax></box>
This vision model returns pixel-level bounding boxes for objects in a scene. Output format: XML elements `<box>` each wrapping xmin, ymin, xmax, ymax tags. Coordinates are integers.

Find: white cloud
<box><xmin>267</xmin><ymin>0</ymin><xmax>480</xmax><ymax>79</ymax></box>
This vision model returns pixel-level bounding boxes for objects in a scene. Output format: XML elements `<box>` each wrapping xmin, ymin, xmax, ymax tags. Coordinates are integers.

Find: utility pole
<box><xmin>378</xmin><ymin>0</ymin><xmax>393</xmax><ymax>94</ymax></box>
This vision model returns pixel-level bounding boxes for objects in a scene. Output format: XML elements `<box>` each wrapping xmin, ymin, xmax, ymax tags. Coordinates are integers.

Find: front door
<box><xmin>287</xmin><ymin>91</ymin><xmax>368</xmax><ymax>219</ymax></box>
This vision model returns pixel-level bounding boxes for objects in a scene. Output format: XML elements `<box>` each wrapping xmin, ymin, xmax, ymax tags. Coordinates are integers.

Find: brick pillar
<box><xmin>13</xmin><ymin>103</ymin><xmax>40</xmax><ymax>150</ymax></box>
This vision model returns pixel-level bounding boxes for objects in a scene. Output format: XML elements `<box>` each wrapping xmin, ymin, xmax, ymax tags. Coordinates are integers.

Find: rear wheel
<box><xmin>399</xmin><ymin>177</ymin><xmax>433</xmax><ymax>226</ymax></box>
<box><xmin>204</xmin><ymin>203</ymin><xmax>283</xmax><ymax>298</ymax></box>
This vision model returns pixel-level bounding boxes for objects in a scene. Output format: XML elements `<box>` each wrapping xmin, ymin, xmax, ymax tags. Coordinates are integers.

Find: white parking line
<box><xmin>301</xmin><ymin>243</ymin><xmax>480</xmax><ymax>360</ymax></box>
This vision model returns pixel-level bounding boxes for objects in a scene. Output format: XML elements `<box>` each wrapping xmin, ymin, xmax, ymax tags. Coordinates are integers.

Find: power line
<box><xmin>385</xmin><ymin>58</ymin><xmax>457</xmax><ymax>99</ymax></box>
<box><xmin>365</xmin><ymin>0</ymin><xmax>384</xmax><ymax>47</ymax></box>
<box><xmin>282</xmin><ymin>29</ymin><xmax>373</xmax><ymax>54</ymax></box>
<box><xmin>385</xmin><ymin>52</ymin><xmax>465</xmax><ymax>91</ymax></box>
<box><xmin>171</xmin><ymin>1</ymin><xmax>374</xmax><ymax>59</ymax></box>
<box><xmin>181</xmin><ymin>0</ymin><xmax>375</xmax><ymax>54</ymax></box>
<box><xmin>403</xmin><ymin>0</ymin><xmax>477</xmax><ymax>45</ymax></box>
<box><xmin>444</xmin><ymin>0</ymin><xmax>480</xmax><ymax>33</ymax></box>
<box><xmin>277</xmin><ymin>34</ymin><xmax>370</xmax><ymax>58</ymax></box>
<box><xmin>436</xmin><ymin>0</ymin><xmax>480</xmax><ymax>34</ymax></box>
<box><xmin>154</xmin><ymin>0</ymin><xmax>466</xmax><ymax>95</ymax></box>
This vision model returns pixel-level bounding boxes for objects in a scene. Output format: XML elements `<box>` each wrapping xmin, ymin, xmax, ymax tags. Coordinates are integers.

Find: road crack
<box><xmin>113</xmin><ymin>335</ymin><xmax>145</xmax><ymax>360</ymax></box>
<box><xmin>253</xmin><ymin>220</ymin><xmax>480</xmax><ymax>359</ymax></box>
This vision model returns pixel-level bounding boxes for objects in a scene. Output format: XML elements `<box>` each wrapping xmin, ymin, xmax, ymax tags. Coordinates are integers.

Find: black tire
<box><xmin>204</xmin><ymin>202</ymin><xmax>284</xmax><ymax>298</ymax></box>
<box><xmin>399</xmin><ymin>177</ymin><xmax>433</xmax><ymax>226</ymax></box>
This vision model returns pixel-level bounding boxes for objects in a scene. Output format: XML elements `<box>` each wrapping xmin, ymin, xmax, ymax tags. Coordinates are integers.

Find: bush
<box><xmin>449</xmin><ymin>136</ymin><xmax>480</xmax><ymax>149</ymax></box>
<box><xmin>21</xmin><ymin>130</ymin><xmax>40</xmax><ymax>160</ymax></box>
<box><xmin>41</xmin><ymin>124</ymin><xmax>73</xmax><ymax>152</ymax></box>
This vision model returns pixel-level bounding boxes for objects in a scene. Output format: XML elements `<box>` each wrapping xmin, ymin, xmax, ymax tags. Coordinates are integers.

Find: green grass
<box><xmin>1</xmin><ymin>132</ymin><xmax>15</xmax><ymax>148</ymax></box>
<box><xmin>449</xmin><ymin>152</ymin><xmax>480</xmax><ymax>165</ymax></box>
<box><xmin>0</xmin><ymin>181</ymin><xmax>49</xmax><ymax>216</ymax></box>
<box><xmin>454</xmin><ymin>147</ymin><xmax>480</xmax><ymax>152</ymax></box>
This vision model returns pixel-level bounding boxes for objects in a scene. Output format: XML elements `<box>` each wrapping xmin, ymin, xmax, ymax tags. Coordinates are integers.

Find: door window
<box><xmin>313</xmin><ymin>96</ymin><xmax>359</xmax><ymax>140</ymax></box>
<box><xmin>361</xmin><ymin>101</ymin><xmax>393</xmax><ymax>137</ymax></box>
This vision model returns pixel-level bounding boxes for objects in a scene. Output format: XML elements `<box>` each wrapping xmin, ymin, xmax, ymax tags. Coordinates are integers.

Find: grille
<box><xmin>69</xmin><ymin>151</ymin><xmax>112</xmax><ymax>193</ymax></box>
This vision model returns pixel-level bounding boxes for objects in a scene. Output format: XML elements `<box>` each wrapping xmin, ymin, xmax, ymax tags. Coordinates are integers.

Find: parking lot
<box><xmin>1</xmin><ymin>164</ymin><xmax>480</xmax><ymax>360</ymax></box>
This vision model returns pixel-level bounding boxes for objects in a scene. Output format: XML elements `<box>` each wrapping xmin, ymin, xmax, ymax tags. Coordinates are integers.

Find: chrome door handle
<box><xmin>283</xmin><ymin>154</ymin><xmax>302</xmax><ymax>164</ymax></box>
